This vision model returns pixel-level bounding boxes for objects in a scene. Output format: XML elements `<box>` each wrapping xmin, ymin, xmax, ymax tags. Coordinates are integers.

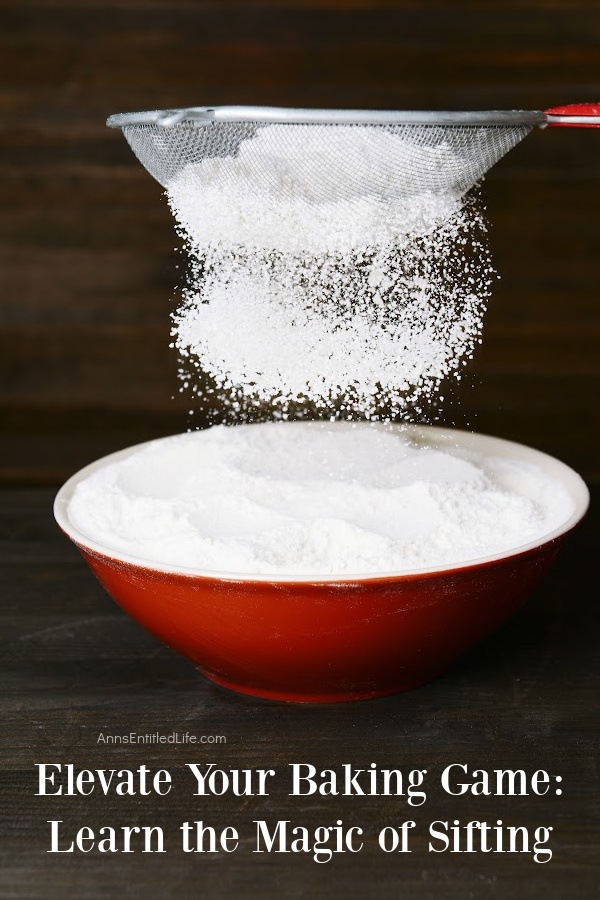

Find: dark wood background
<box><xmin>1</xmin><ymin>0</ymin><xmax>599</xmax><ymax>485</ymax></box>
<box><xmin>1</xmin><ymin>4</ymin><xmax>599</xmax><ymax>899</ymax></box>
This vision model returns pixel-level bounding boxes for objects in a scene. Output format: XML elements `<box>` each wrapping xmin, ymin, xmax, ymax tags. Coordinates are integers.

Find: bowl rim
<box><xmin>54</xmin><ymin>423</ymin><xmax>590</xmax><ymax>585</ymax></box>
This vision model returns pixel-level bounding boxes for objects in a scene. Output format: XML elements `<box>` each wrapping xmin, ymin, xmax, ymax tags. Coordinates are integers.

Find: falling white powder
<box><xmin>166</xmin><ymin>123</ymin><xmax>495</xmax><ymax>420</ymax></box>
<box><xmin>67</xmin><ymin>423</ymin><xmax>574</xmax><ymax>577</ymax></box>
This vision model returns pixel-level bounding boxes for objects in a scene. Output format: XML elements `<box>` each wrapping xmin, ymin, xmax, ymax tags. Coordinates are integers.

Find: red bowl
<box><xmin>54</xmin><ymin>426</ymin><xmax>589</xmax><ymax>703</ymax></box>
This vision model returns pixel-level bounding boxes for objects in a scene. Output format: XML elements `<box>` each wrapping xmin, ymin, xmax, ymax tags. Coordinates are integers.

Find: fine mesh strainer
<box><xmin>107</xmin><ymin>104</ymin><xmax>600</xmax><ymax>198</ymax></box>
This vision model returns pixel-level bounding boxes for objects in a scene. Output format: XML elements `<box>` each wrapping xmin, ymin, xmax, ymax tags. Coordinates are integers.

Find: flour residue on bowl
<box><xmin>67</xmin><ymin>423</ymin><xmax>573</xmax><ymax>576</ymax></box>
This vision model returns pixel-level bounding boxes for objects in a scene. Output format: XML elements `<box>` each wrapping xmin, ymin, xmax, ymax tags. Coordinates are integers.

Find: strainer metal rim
<box><xmin>106</xmin><ymin>105</ymin><xmax>547</xmax><ymax>129</ymax></box>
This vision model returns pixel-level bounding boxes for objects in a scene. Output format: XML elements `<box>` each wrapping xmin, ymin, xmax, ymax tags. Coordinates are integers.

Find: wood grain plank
<box><xmin>1</xmin><ymin>0</ymin><xmax>600</xmax><ymax>9</ymax></box>
<box><xmin>2</xmin><ymin>1</ymin><xmax>600</xmax><ymax>10</ymax></box>
<box><xmin>0</xmin><ymin>322</ymin><xmax>597</xmax><ymax>401</ymax></box>
<box><xmin>0</xmin><ymin>251</ymin><xmax>176</xmax><ymax>325</ymax></box>
<box><xmin>3</xmin><ymin>404</ymin><xmax>597</xmax><ymax>484</ymax></box>
<box><xmin>1</xmin><ymin>5</ymin><xmax>599</xmax><ymax>46</ymax></box>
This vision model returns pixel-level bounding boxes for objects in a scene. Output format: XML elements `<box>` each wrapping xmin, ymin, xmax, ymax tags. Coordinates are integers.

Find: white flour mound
<box><xmin>67</xmin><ymin>423</ymin><xmax>573</xmax><ymax>576</ymax></box>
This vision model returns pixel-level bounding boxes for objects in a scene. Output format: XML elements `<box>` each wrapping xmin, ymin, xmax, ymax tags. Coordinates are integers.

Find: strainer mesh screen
<box><xmin>122</xmin><ymin>121</ymin><xmax>533</xmax><ymax>197</ymax></box>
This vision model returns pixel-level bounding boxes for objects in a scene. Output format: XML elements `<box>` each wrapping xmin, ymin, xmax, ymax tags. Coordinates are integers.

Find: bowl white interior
<box><xmin>54</xmin><ymin>423</ymin><xmax>590</xmax><ymax>583</ymax></box>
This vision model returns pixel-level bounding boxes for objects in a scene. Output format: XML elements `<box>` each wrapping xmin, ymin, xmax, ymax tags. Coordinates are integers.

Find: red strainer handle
<box><xmin>545</xmin><ymin>103</ymin><xmax>600</xmax><ymax>127</ymax></box>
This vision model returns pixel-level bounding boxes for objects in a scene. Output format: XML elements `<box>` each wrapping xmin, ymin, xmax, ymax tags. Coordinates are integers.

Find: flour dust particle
<box><xmin>166</xmin><ymin>123</ymin><xmax>496</xmax><ymax>421</ymax></box>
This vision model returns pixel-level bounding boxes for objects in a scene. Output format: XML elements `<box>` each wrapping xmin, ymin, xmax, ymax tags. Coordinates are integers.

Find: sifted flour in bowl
<box><xmin>67</xmin><ymin>423</ymin><xmax>574</xmax><ymax>577</ymax></box>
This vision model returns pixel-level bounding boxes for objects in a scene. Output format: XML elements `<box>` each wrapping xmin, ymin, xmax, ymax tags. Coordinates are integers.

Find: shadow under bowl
<box><xmin>54</xmin><ymin>425</ymin><xmax>589</xmax><ymax>703</ymax></box>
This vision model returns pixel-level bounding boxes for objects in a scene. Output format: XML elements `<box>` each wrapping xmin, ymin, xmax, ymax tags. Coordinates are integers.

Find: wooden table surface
<box><xmin>1</xmin><ymin>487</ymin><xmax>598</xmax><ymax>899</ymax></box>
